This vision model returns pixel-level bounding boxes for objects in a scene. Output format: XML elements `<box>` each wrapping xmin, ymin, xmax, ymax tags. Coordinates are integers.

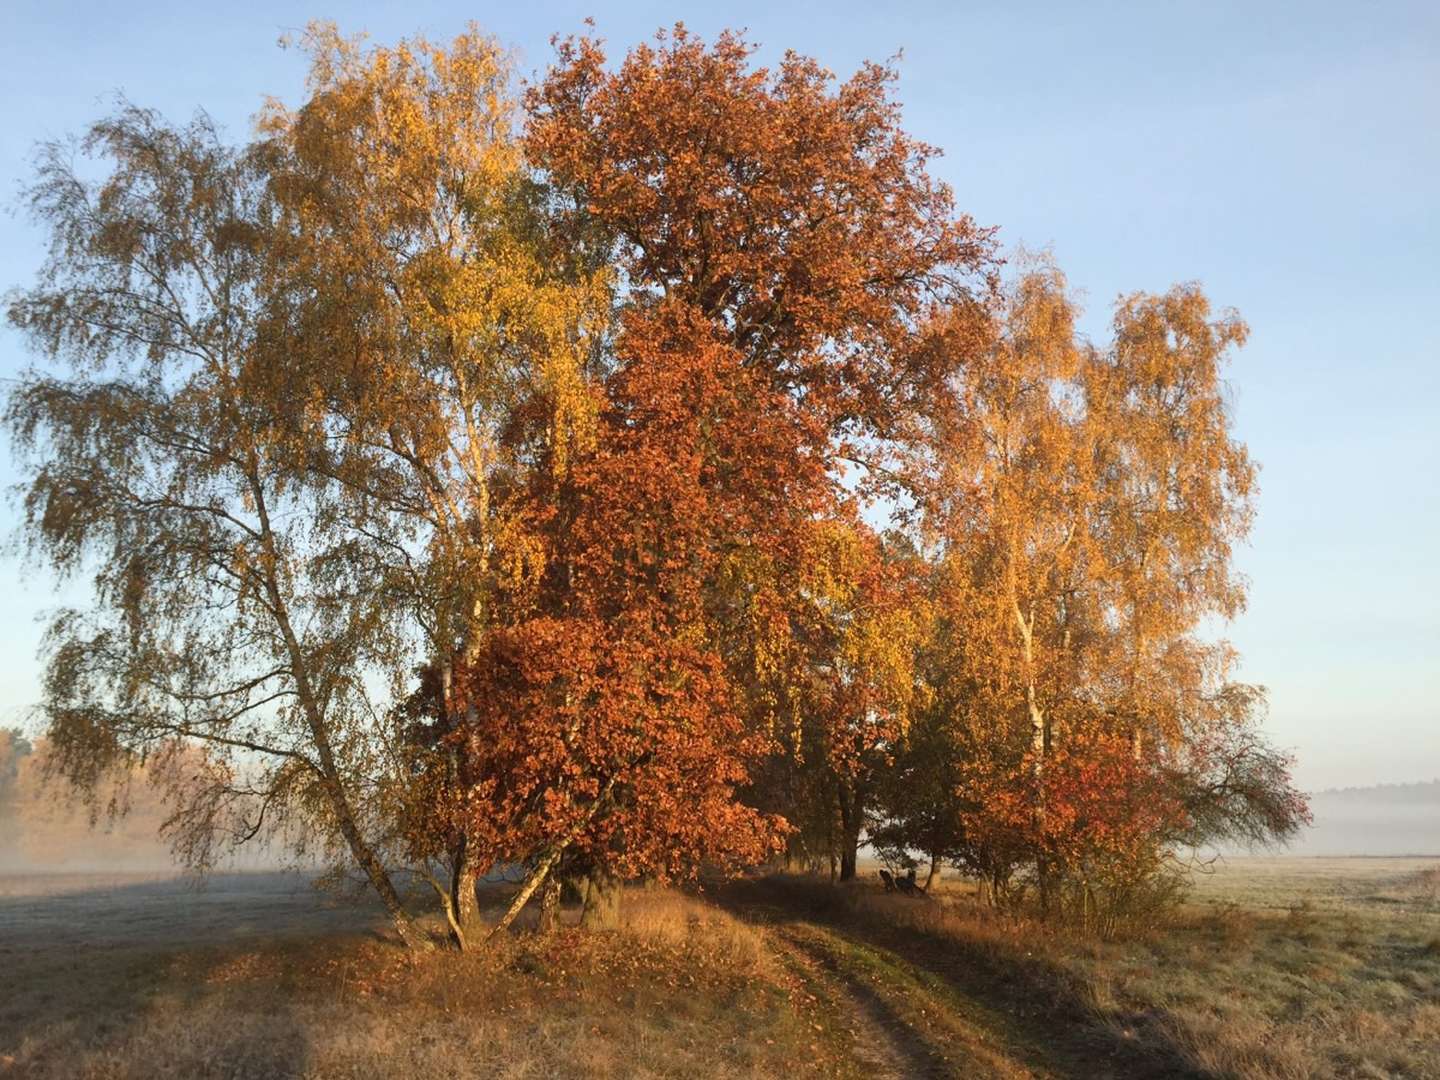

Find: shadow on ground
<box><xmin>714</xmin><ymin>875</ymin><xmax>1210</xmax><ymax>1080</ymax></box>
<box><xmin>0</xmin><ymin>872</ymin><xmax>394</xmax><ymax>1078</ymax></box>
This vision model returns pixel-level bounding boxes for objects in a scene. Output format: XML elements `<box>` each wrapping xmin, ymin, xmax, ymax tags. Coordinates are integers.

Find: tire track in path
<box><xmin>749</xmin><ymin>904</ymin><xmax>1043</xmax><ymax>1079</ymax></box>
<box><xmin>768</xmin><ymin>920</ymin><xmax>947</xmax><ymax>1078</ymax></box>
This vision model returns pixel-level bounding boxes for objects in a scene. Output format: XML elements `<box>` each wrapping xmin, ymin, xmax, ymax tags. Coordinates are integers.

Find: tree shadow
<box><xmin>0</xmin><ymin>870</ymin><xmax>390</xmax><ymax>1076</ymax></box>
<box><xmin>715</xmin><ymin>875</ymin><xmax>1211</xmax><ymax>1080</ymax></box>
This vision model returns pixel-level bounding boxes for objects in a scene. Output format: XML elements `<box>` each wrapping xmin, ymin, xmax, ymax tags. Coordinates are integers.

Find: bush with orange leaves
<box><xmin>960</xmin><ymin>732</ymin><xmax>1188</xmax><ymax>933</ymax></box>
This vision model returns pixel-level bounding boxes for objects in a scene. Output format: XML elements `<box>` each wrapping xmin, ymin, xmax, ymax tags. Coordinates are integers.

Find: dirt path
<box><xmin>767</xmin><ymin>921</ymin><xmax>942</xmax><ymax>1079</ymax></box>
<box><xmin>741</xmin><ymin>898</ymin><xmax>1044</xmax><ymax>1079</ymax></box>
<box><xmin>721</xmin><ymin>879</ymin><xmax>1206</xmax><ymax>1080</ymax></box>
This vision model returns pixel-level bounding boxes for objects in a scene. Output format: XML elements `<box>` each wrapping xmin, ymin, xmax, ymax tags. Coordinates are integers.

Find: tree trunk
<box><xmin>451</xmin><ymin>837</ymin><xmax>480</xmax><ymax>937</ymax></box>
<box><xmin>988</xmin><ymin>872</ymin><xmax>1006</xmax><ymax>908</ymax></box>
<box><xmin>537</xmin><ymin>874</ymin><xmax>562</xmax><ymax>934</ymax></box>
<box><xmin>827</xmin><ymin>811</ymin><xmax>838</xmax><ymax>882</ymax></box>
<box><xmin>1017</xmin><ymin>603</ymin><xmax>1054</xmax><ymax>916</ymax></box>
<box><xmin>836</xmin><ymin>781</ymin><xmax>862</xmax><ymax>882</ymax></box>
<box><xmin>923</xmin><ymin>853</ymin><xmax>942</xmax><ymax>893</ymax></box>
<box><xmin>580</xmin><ymin>869</ymin><xmax>621</xmax><ymax>930</ymax></box>
<box><xmin>419</xmin><ymin>870</ymin><xmax>467</xmax><ymax>951</ymax></box>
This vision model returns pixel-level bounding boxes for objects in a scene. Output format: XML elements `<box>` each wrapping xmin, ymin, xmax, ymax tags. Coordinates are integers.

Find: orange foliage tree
<box><xmin>876</xmin><ymin>261</ymin><xmax>1307</xmax><ymax>925</ymax></box>
<box><xmin>254</xmin><ymin>24</ymin><xmax>613</xmax><ymax>943</ymax></box>
<box><xmin>428</xmin><ymin>26</ymin><xmax>996</xmax><ymax>917</ymax></box>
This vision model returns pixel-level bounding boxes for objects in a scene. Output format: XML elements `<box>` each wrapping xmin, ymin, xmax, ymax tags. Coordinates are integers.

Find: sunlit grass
<box><xmin>830</xmin><ymin>856</ymin><xmax>1440</xmax><ymax>1079</ymax></box>
<box><xmin>0</xmin><ymin>875</ymin><xmax>845</xmax><ymax>1079</ymax></box>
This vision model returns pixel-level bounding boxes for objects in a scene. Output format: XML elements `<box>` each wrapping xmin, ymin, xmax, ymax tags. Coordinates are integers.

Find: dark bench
<box><xmin>879</xmin><ymin>868</ymin><xmax>922</xmax><ymax>896</ymax></box>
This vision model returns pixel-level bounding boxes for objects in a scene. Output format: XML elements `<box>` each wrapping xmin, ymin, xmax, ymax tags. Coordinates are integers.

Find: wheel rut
<box><xmin>769</xmin><ymin>921</ymin><xmax>950</xmax><ymax>1079</ymax></box>
<box><xmin>720</xmin><ymin>878</ymin><xmax>1210</xmax><ymax>1080</ymax></box>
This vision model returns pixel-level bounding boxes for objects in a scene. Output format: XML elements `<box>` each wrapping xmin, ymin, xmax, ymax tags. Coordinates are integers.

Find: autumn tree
<box><xmin>867</xmin><ymin>690</ymin><xmax>969</xmax><ymax>892</ymax></box>
<box><xmin>443</xmin><ymin>305</ymin><xmax>795</xmax><ymax>934</ymax></box>
<box><xmin>319</xmin><ymin>23</ymin><xmax>1002</xmax><ymax>925</ymax></box>
<box><xmin>1083</xmin><ymin>286</ymin><xmax>1254</xmax><ymax>762</ymax></box>
<box><xmin>803</xmin><ymin>528</ymin><xmax>927</xmax><ymax>882</ymax></box>
<box><xmin>1</xmin><ymin>97</ymin><xmax>466</xmax><ymax>945</ymax></box>
<box><xmin>253</xmin><ymin>24</ymin><xmax>612</xmax><ymax>943</ymax></box>
<box><xmin>506</xmin><ymin>25</ymin><xmax>994</xmax><ymax>902</ymax></box>
<box><xmin>923</xmin><ymin>263</ymin><xmax>1093</xmax><ymax>904</ymax></box>
<box><xmin>1077</xmin><ymin>281</ymin><xmax>1307</xmax><ymax>902</ymax></box>
<box><xmin>897</xmin><ymin>261</ymin><xmax>1306</xmax><ymax>922</ymax></box>
<box><xmin>1</xmin><ymin>22</ymin><xmax>610</xmax><ymax>948</ymax></box>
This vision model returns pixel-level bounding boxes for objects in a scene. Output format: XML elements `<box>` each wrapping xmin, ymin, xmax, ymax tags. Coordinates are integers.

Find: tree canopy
<box><xmin>5</xmin><ymin>22</ymin><xmax>1305</xmax><ymax>948</ymax></box>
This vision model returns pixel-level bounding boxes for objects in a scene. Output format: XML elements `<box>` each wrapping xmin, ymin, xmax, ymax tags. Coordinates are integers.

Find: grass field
<box><xmin>1</xmin><ymin>857</ymin><xmax>1437</xmax><ymax>1078</ymax></box>
<box><xmin>824</xmin><ymin>856</ymin><xmax>1440</xmax><ymax>1078</ymax></box>
<box><xmin>0</xmin><ymin>873</ymin><xmax>839</xmax><ymax>1079</ymax></box>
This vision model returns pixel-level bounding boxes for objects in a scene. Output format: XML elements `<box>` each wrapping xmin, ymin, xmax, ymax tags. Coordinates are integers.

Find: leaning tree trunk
<box><xmin>254</xmin><ymin>479</ymin><xmax>429</xmax><ymax>951</ymax></box>
<box><xmin>923</xmin><ymin>853</ymin><xmax>942</xmax><ymax>893</ymax></box>
<box><xmin>330</xmin><ymin>794</ymin><xmax>429</xmax><ymax>951</ymax></box>
<box><xmin>580</xmin><ymin>868</ymin><xmax>622</xmax><ymax>930</ymax></box>
<box><xmin>286</xmin><ymin>675</ymin><xmax>428</xmax><ymax>950</ymax></box>
<box><xmin>488</xmin><ymin>778</ymin><xmax>619</xmax><ymax>942</ymax></box>
<box><xmin>488</xmin><ymin>849</ymin><xmax>562</xmax><ymax>942</ymax></box>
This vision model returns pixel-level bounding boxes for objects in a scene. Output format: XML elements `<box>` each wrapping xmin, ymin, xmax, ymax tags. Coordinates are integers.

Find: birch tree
<box><xmin>5</xmin><ymin>105</ymin><xmax>432</xmax><ymax>947</ymax></box>
<box><xmin>254</xmin><ymin>24</ymin><xmax>611</xmax><ymax>940</ymax></box>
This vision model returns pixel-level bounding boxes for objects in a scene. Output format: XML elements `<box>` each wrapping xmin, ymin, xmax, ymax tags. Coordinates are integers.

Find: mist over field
<box><xmin>0</xmin><ymin>730</ymin><xmax>168</xmax><ymax>874</ymax></box>
<box><xmin>1285</xmin><ymin>780</ymin><xmax>1440</xmax><ymax>856</ymax></box>
<box><xmin>7</xmin><ymin>775</ymin><xmax>1435</xmax><ymax>875</ymax></box>
<box><xmin>0</xmin><ymin>730</ymin><xmax>285</xmax><ymax>875</ymax></box>
<box><xmin>7</xmin><ymin>714</ymin><xmax>1437</xmax><ymax>875</ymax></box>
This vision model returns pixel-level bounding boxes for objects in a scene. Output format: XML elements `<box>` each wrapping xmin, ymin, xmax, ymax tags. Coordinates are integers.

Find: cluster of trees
<box><xmin>5</xmin><ymin>23</ymin><xmax>1305</xmax><ymax>948</ymax></box>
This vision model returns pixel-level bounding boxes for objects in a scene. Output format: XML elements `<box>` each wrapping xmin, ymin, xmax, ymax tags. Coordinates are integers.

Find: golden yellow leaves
<box><xmin>258</xmin><ymin>21</ymin><xmax>615</xmax><ymax>655</ymax></box>
<box><xmin>490</xmin><ymin>510</ymin><xmax>547</xmax><ymax>616</ymax></box>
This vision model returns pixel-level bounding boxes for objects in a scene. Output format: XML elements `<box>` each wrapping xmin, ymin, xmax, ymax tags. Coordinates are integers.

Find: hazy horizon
<box><xmin>3</xmin><ymin>756</ymin><xmax>1436</xmax><ymax>872</ymax></box>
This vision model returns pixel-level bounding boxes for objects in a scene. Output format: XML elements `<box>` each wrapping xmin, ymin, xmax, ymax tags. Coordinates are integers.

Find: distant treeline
<box><xmin>1310</xmin><ymin>780</ymin><xmax>1440</xmax><ymax>806</ymax></box>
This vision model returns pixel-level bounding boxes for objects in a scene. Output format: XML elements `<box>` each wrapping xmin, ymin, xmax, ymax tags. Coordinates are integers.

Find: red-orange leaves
<box><xmin>448</xmin><ymin>304</ymin><xmax>798</xmax><ymax>884</ymax></box>
<box><xmin>527</xmin><ymin>25</ymin><xmax>996</xmax><ymax>479</ymax></box>
<box><xmin>452</xmin><ymin>617</ymin><xmax>780</xmax><ymax>881</ymax></box>
<box><xmin>458</xmin><ymin>29</ymin><xmax>998</xmax><ymax>892</ymax></box>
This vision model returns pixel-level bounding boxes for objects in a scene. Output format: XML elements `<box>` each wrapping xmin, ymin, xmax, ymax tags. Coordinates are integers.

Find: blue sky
<box><xmin>1</xmin><ymin>1</ymin><xmax>1435</xmax><ymax>790</ymax></box>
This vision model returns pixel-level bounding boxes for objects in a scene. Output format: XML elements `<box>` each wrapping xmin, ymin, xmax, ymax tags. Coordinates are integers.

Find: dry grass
<box><xmin>7</xmin><ymin>859</ymin><xmax>1439</xmax><ymax>1078</ymax></box>
<box><xmin>0</xmin><ymin>873</ymin><xmax>846</xmax><ymax>1079</ymax></box>
<box><xmin>761</xmin><ymin>857</ymin><xmax>1440</xmax><ymax>1079</ymax></box>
